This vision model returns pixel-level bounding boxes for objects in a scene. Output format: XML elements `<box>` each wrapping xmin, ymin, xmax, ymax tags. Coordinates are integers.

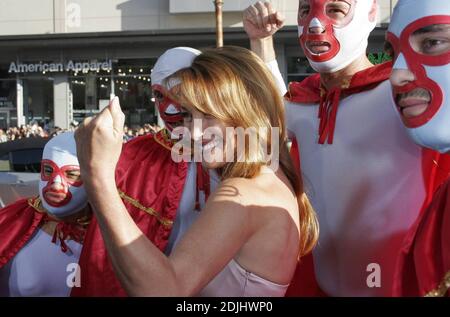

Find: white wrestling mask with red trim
<box><xmin>298</xmin><ymin>0</ymin><xmax>377</xmax><ymax>73</ymax></box>
<box><xmin>151</xmin><ymin>47</ymin><xmax>201</xmax><ymax>132</ymax></box>
<box><xmin>387</xmin><ymin>0</ymin><xmax>450</xmax><ymax>153</ymax></box>
<box><xmin>39</xmin><ymin>132</ymin><xmax>88</xmax><ymax>218</ymax></box>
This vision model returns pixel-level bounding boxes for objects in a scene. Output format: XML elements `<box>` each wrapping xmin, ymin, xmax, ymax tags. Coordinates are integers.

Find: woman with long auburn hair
<box><xmin>74</xmin><ymin>46</ymin><xmax>318</xmax><ymax>296</ymax></box>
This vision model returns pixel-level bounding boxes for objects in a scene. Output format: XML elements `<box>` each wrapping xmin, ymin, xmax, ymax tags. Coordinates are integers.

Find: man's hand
<box><xmin>75</xmin><ymin>96</ymin><xmax>125</xmax><ymax>186</ymax></box>
<box><xmin>243</xmin><ymin>1</ymin><xmax>285</xmax><ymax>40</ymax></box>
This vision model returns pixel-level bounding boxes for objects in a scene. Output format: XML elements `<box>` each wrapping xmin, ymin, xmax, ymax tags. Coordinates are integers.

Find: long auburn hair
<box><xmin>166</xmin><ymin>46</ymin><xmax>318</xmax><ymax>257</ymax></box>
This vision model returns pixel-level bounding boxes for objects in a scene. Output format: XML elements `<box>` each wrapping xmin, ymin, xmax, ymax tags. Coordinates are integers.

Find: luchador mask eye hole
<box><xmin>409</xmin><ymin>24</ymin><xmax>450</xmax><ymax>56</ymax></box>
<box><xmin>153</xmin><ymin>89</ymin><xmax>165</xmax><ymax>103</ymax></box>
<box><xmin>298</xmin><ymin>1</ymin><xmax>311</xmax><ymax>21</ymax></box>
<box><xmin>42</xmin><ymin>163</ymin><xmax>53</xmax><ymax>178</ymax></box>
<box><xmin>325</xmin><ymin>1</ymin><xmax>351</xmax><ymax>21</ymax></box>
<box><xmin>65</xmin><ymin>169</ymin><xmax>81</xmax><ymax>183</ymax></box>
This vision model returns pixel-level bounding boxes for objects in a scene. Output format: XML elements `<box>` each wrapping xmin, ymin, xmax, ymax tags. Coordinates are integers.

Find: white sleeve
<box><xmin>265</xmin><ymin>60</ymin><xmax>288</xmax><ymax>97</ymax></box>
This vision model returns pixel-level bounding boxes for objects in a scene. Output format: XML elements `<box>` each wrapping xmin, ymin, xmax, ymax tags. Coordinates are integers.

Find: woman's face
<box><xmin>181</xmin><ymin>104</ymin><xmax>234</xmax><ymax>169</ymax></box>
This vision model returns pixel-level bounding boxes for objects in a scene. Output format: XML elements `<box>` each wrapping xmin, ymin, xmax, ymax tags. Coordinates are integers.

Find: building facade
<box><xmin>0</xmin><ymin>0</ymin><xmax>398</xmax><ymax>129</ymax></box>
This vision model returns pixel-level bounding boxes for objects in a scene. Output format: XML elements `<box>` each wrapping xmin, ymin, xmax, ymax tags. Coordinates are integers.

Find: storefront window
<box><xmin>3</xmin><ymin>61</ymin><xmax>57</xmax><ymax>128</ymax></box>
<box><xmin>70</xmin><ymin>83</ymin><xmax>92</xmax><ymax>122</ymax></box>
<box><xmin>1</xmin><ymin>58</ymin><xmax>160</xmax><ymax>130</ymax></box>
<box><xmin>0</xmin><ymin>80</ymin><xmax>17</xmax><ymax>129</ymax></box>
<box><xmin>113</xmin><ymin>59</ymin><xmax>156</xmax><ymax>128</ymax></box>
<box><xmin>71</xmin><ymin>76</ymin><xmax>86</xmax><ymax>111</ymax></box>
<box><xmin>22</xmin><ymin>78</ymin><xmax>53</xmax><ymax>125</ymax></box>
<box><xmin>70</xmin><ymin>64</ymin><xmax>109</xmax><ymax>120</ymax></box>
<box><xmin>0</xmin><ymin>80</ymin><xmax>16</xmax><ymax>109</ymax></box>
<box><xmin>70</xmin><ymin>58</ymin><xmax>157</xmax><ymax>128</ymax></box>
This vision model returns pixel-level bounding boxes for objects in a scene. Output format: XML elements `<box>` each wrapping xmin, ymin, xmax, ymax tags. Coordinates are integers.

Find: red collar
<box><xmin>154</xmin><ymin>129</ymin><xmax>177</xmax><ymax>150</ymax></box>
<box><xmin>28</xmin><ymin>197</ymin><xmax>90</xmax><ymax>253</ymax></box>
<box><xmin>286</xmin><ymin>62</ymin><xmax>393</xmax><ymax>144</ymax></box>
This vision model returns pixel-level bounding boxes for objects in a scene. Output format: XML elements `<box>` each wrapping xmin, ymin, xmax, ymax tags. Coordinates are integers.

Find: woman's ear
<box><xmin>369</xmin><ymin>0</ymin><xmax>378</xmax><ymax>23</ymax></box>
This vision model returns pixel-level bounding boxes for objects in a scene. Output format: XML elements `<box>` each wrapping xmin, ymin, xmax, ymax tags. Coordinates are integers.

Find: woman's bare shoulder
<box><xmin>211</xmin><ymin>175</ymin><xmax>296</xmax><ymax>210</ymax></box>
<box><xmin>210</xmin><ymin>177</ymin><xmax>261</xmax><ymax>205</ymax></box>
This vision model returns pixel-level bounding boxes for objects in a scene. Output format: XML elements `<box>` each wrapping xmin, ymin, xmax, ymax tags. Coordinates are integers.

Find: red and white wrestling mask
<box><xmin>387</xmin><ymin>0</ymin><xmax>450</xmax><ymax>153</ymax></box>
<box><xmin>39</xmin><ymin>132</ymin><xmax>88</xmax><ymax>218</ymax></box>
<box><xmin>151</xmin><ymin>47</ymin><xmax>201</xmax><ymax>132</ymax></box>
<box><xmin>151</xmin><ymin>84</ymin><xmax>184</xmax><ymax>132</ymax></box>
<box><xmin>298</xmin><ymin>0</ymin><xmax>377</xmax><ymax>73</ymax></box>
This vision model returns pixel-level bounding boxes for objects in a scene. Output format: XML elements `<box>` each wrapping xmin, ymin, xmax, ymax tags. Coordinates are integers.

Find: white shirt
<box><xmin>0</xmin><ymin>228</ymin><xmax>82</xmax><ymax>297</ymax></box>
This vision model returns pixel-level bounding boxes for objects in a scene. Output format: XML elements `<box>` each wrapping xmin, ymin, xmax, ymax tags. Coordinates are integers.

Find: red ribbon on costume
<box><xmin>51</xmin><ymin>221</ymin><xmax>85</xmax><ymax>253</ymax></box>
<box><xmin>287</xmin><ymin>62</ymin><xmax>393</xmax><ymax>145</ymax></box>
<box><xmin>318</xmin><ymin>88</ymin><xmax>342</xmax><ymax>144</ymax></box>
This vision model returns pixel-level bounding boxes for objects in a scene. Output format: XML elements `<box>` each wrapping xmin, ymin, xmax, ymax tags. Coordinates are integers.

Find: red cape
<box><xmin>0</xmin><ymin>197</ymin><xmax>89</xmax><ymax>269</ymax></box>
<box><xmin>286</xmin><ymin>62</ymin><xmax>393</xmax><ymax>144</ymax></box>
<box><xmin>71</xmin><ymin>130</ymin><xmax>189</xmax><ymax>296</ymax></box>
<box><xmin>394</xmin><ymin>157</ymin><xmax>450</xmax><ymax>297</ymax></box>
<box><xmin>286</xmin><ymin>61</ymin><xmax>393</xmax><ymax>104</ymax></box>
<box><xmin>0</xmin><ymin>198</ymin><xmax>46</xmax><ymax>268</ymax></box>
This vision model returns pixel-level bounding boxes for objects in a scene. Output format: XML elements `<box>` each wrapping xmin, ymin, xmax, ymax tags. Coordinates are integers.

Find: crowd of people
<box><xmin>0</xmin><ymin>124</ymin><xmax>49</xmax><ymax>142</ymax></box>
<box><xmin>123</xmin><ymin>123</ymin><xmax>162</xmax><ymax>142</ymax></box>
<box><xmin>0</xmin><ymin>122</ymin><xmax>162</xmax><ymax>143</ymax></box>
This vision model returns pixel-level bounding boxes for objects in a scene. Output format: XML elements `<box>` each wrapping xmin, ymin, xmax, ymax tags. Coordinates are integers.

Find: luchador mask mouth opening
<box><xmin>395</xmin><ymin>87</ymin><xmax>432</xmax><ymax>119</ymax></box>
<box><xmin>43</xmin><ymin>186</ymin><xmax>72</xmax><ymax>207</ymax></box>
<box><xmin>306</xmin><ymin>40</ymin><xmax>332</xmax><ymax>55</ymax></box>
